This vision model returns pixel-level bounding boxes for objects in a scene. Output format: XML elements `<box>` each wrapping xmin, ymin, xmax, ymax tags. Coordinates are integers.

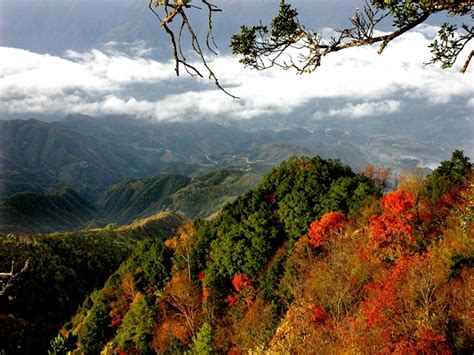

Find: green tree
<box><xmin>78</xmin><ymin>291</ymin><xmax>112</xmax><ymax>354</ymax></box>
<box><xmin>425</xmin><ymin>150</ymin><xmax>473</xmax><ymax>198</ymax></box>
<box><xmin>262</xmin><ymin>156</ymin><xmax>376</xmax><ymax>239</ymax></box>
<box><xmin>48</xmin><ymin>334</ymin><xmax>73</xmax><ymax>355</ymax></box>
<box><xmin>189</xmin><ymin>322</ymin><xmax>214</xmax><ymax>355</ymax></box>
<box><xmin>124</xmin><ymin>238</ymin><xmax>171</xmax><ymax>292</ymax></box>
<box><xmin>202</xmin><ymin>156</ymin><xmax>377</xmax><ymax>292</ymax></box>
<box><xmin>205</xmin><ymin>192</ymin><xmax>283</xmax><ymax>288</ymax></box>
<box><xmin>114</xmin><ymin>293</ymin><xmax>156</xmax><ymax>354</ymax></box>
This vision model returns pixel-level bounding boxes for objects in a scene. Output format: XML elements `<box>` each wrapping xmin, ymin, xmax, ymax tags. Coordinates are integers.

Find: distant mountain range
<box><xmin>0</xmin><ymin>118</ymin><xmax>174</xmax><ymax>196</ymax></box>
<box><xmin>0</xmin><ymin>115</ymin><xmax>330</xmax><ymax>232</ymax></box>
<box><xmin>1</xmin><ymin>111</ymin><xmax>471</xmax><ymax>233</ymax></box>
<box><xmin>3</xmin><ymin>112</ymin><xmax>467</xmax><ymax>196</ymax></box>
<box><xmin>0</xmin><ymin>115</ymin><xmax>331</xmax><ymax>199</ymax></box>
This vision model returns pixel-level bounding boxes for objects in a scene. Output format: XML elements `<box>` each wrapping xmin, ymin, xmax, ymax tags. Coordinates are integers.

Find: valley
<box><xmin>2</xmin><ymin>111</ymin><xmax>470</xmax><ymax>233</ymax></box>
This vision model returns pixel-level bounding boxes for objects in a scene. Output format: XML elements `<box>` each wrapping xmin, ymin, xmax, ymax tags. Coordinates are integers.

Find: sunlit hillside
<box><xmin>3</xmin><ymin>152</ymin><xmax>469</xmax><ymax>354</ymax></box>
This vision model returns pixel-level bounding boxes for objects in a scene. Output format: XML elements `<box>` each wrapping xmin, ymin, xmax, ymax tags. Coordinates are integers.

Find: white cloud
<box><xmin>314</xmin><ymin>100</ymin><xmax>401</xmax><ymax>120</ymax></box>
<box><xmin>64</xmin><ymin>48</ymin><xmax>172</xmax><ymax>85</ymax></box>
<box><xmin>0</xmin><ymin>48</ymin><xmax>111</xmax><ymax>97</ymax></box>
<box><xmin>0</xmin><ymin>27</ymin><xmax>472</xmax><ymax>121</ymax></box>
<box><xmin>0</xmin><ymin>45</ymin><xmax>175</xmax><ymax>97</ymax></box>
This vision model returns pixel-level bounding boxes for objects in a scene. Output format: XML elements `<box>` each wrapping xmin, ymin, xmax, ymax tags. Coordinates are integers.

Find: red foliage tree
<box><xmin>358</xmin><ymin>254</ymin><xmax>448</xmax><ymax>352</ymax></box>
<box><xmin>308</xmin><ymin>211</ymin><xmax>346</xmax><ymax>248</ymax></box>
<box><xmin>416</xmin><ymin>329</ymin><xmax>452</xmax><ymax>354</ymax></box>
<box><xmin>264</xmin><ymin>193</ymin><xmax>277</xmax><ymax>204</ymax></box>
<box><xmin>110</xmin><ymin>301</ymin><xmax>126</xmax><ymax>328</ymax></box>
<box><xmin>232</xmin><ymin>274</ymin><xmax>252</xmax><ymax>293</ymax></box>
<box><xmin>362</xmin><ymin>256</ymin><xmax>420</xmax><ymax>329</ymax></box>
<box><xmin>227</xmin><ymin>274</ymin><xmax>253</xmax><ymax>307</ymax></box>
<box><xmin>368</xmin><ymin>189</ymin><xmax>416</xmax><ymax>258</ymax></box>
<box><xmin>108</xmin><ymin>272</ymin><xmax>137</xmax><ymax>328</ymax></box>
<box><xmin>227</xmin><ymin>293</ymin><xmax>239</xmax><ymax>307</ymax></box>
<box><xmin>383</xmin><ymin>328</ymin><xmax>452</xmax><ymax>354</ymax></box>
<box><xmin>309</xmin><ymin>305</ymin><xmax>329</xmax><ymax>328</ymax></box>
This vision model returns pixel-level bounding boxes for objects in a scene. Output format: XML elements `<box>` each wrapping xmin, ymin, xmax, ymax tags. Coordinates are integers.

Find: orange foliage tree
<box><xmin>368</xmin><ymin>189</ymin><xmax>417</xmax><ymax>259</ymax></box>
<box><xmin>109</xmin><ymin>272</ymin><xmax>137</xmax><ymax>328</ymax></box>
<box><xmin>165</xmin><ymin>221</ymin><xmax>196</xmax><ymax>279</ymax></box>
<box><xmin>227</xmin><ymin>274</ymin><xmax>253</xmax><ymax>307</ymax></box>
<box><xmin>353</xmin><ymin>253</ymin><xmax>453</xmax><ymax>353</ymax></box>
<box><xmin>308</xmin><ymin>211</ymin><xmax>346</xmax><ymax>248</ymax></box>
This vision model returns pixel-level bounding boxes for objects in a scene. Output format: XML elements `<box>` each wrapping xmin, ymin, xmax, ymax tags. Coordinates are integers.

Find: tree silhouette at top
<box><xmin>148</xmin><ymin>0</ymin><xmax>473</xmax><ymax>96</ymax></box>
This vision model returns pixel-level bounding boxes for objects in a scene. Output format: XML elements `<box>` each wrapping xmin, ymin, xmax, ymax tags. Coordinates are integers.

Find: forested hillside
<box><xmin>0</xmin><ymin>119</ymin><xmax>170</xmax><ymax>197</ymax></box>
<box><xmin>97</xmin><ymin>174</ymin><xmax>192</xmax><ymax>225</ymax></box>
<box><xmin>0</xmin><ymin>169</ymin><xmax>261</xmax><ymax>233</ymax></box>
<box><xmin>37</xmin><ymin>151</ymin><xmax>472</xmax><ymax>354</ymax></box>
<box><xmin>0</xmin><ymin>212</ymin><xmax>184</xmax><ymax>354</ymax></box>
<box><xmin>98</xmin><ymin>169</ymin><xmax>261</xmax><ymax>224</ymax></box>
<box><xmin>0</xmin><ymin>189</ymin><xmax>98</xmax><ymax>233</ymax></box>
<box><xmin>2</xmin><ymin>0</ymin><xmax>472</xmax><ymax>353</ymax></box>
<box><xmin>1</xmin><ymin>152</ymin><xmax>471</xmax><ymax>354</ymax></box>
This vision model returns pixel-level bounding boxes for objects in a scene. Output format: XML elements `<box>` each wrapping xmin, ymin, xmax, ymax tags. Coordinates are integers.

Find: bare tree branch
<box><xmin>461</xmin><ymin>49</ymin><xmax>474</xmax><ymax>73</ymax></box>
<box><xmin>149</xmin><ymin>1</ymin><xmax>473</xmax><ymax>96</ymax></box>
<box><xmin>149</xmin><ymin>0</ymin><xmax>238</xmax><ymax>99</ymax></box>
<box><xmin>0</xmin><ymin>258</ymin><xmax>30</xmax><ymax>297</ymax></box>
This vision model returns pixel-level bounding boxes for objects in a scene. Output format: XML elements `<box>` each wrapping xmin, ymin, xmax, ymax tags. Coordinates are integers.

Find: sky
<box><xmin>0</xmin><ymin>0</ymin><xmax>473</xmax><ymax>124</ymax></box>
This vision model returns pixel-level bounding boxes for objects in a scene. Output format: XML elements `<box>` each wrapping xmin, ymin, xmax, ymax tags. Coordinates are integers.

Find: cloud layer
<box><xmin>0</xmin><ymin>26</ymin><xmax>472</xmax><ymax>121</ymax></box>
<box><xmin>314</xmin><ymin>100</ymin><xmax>402</xmax><ymax>120</ymax></box>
